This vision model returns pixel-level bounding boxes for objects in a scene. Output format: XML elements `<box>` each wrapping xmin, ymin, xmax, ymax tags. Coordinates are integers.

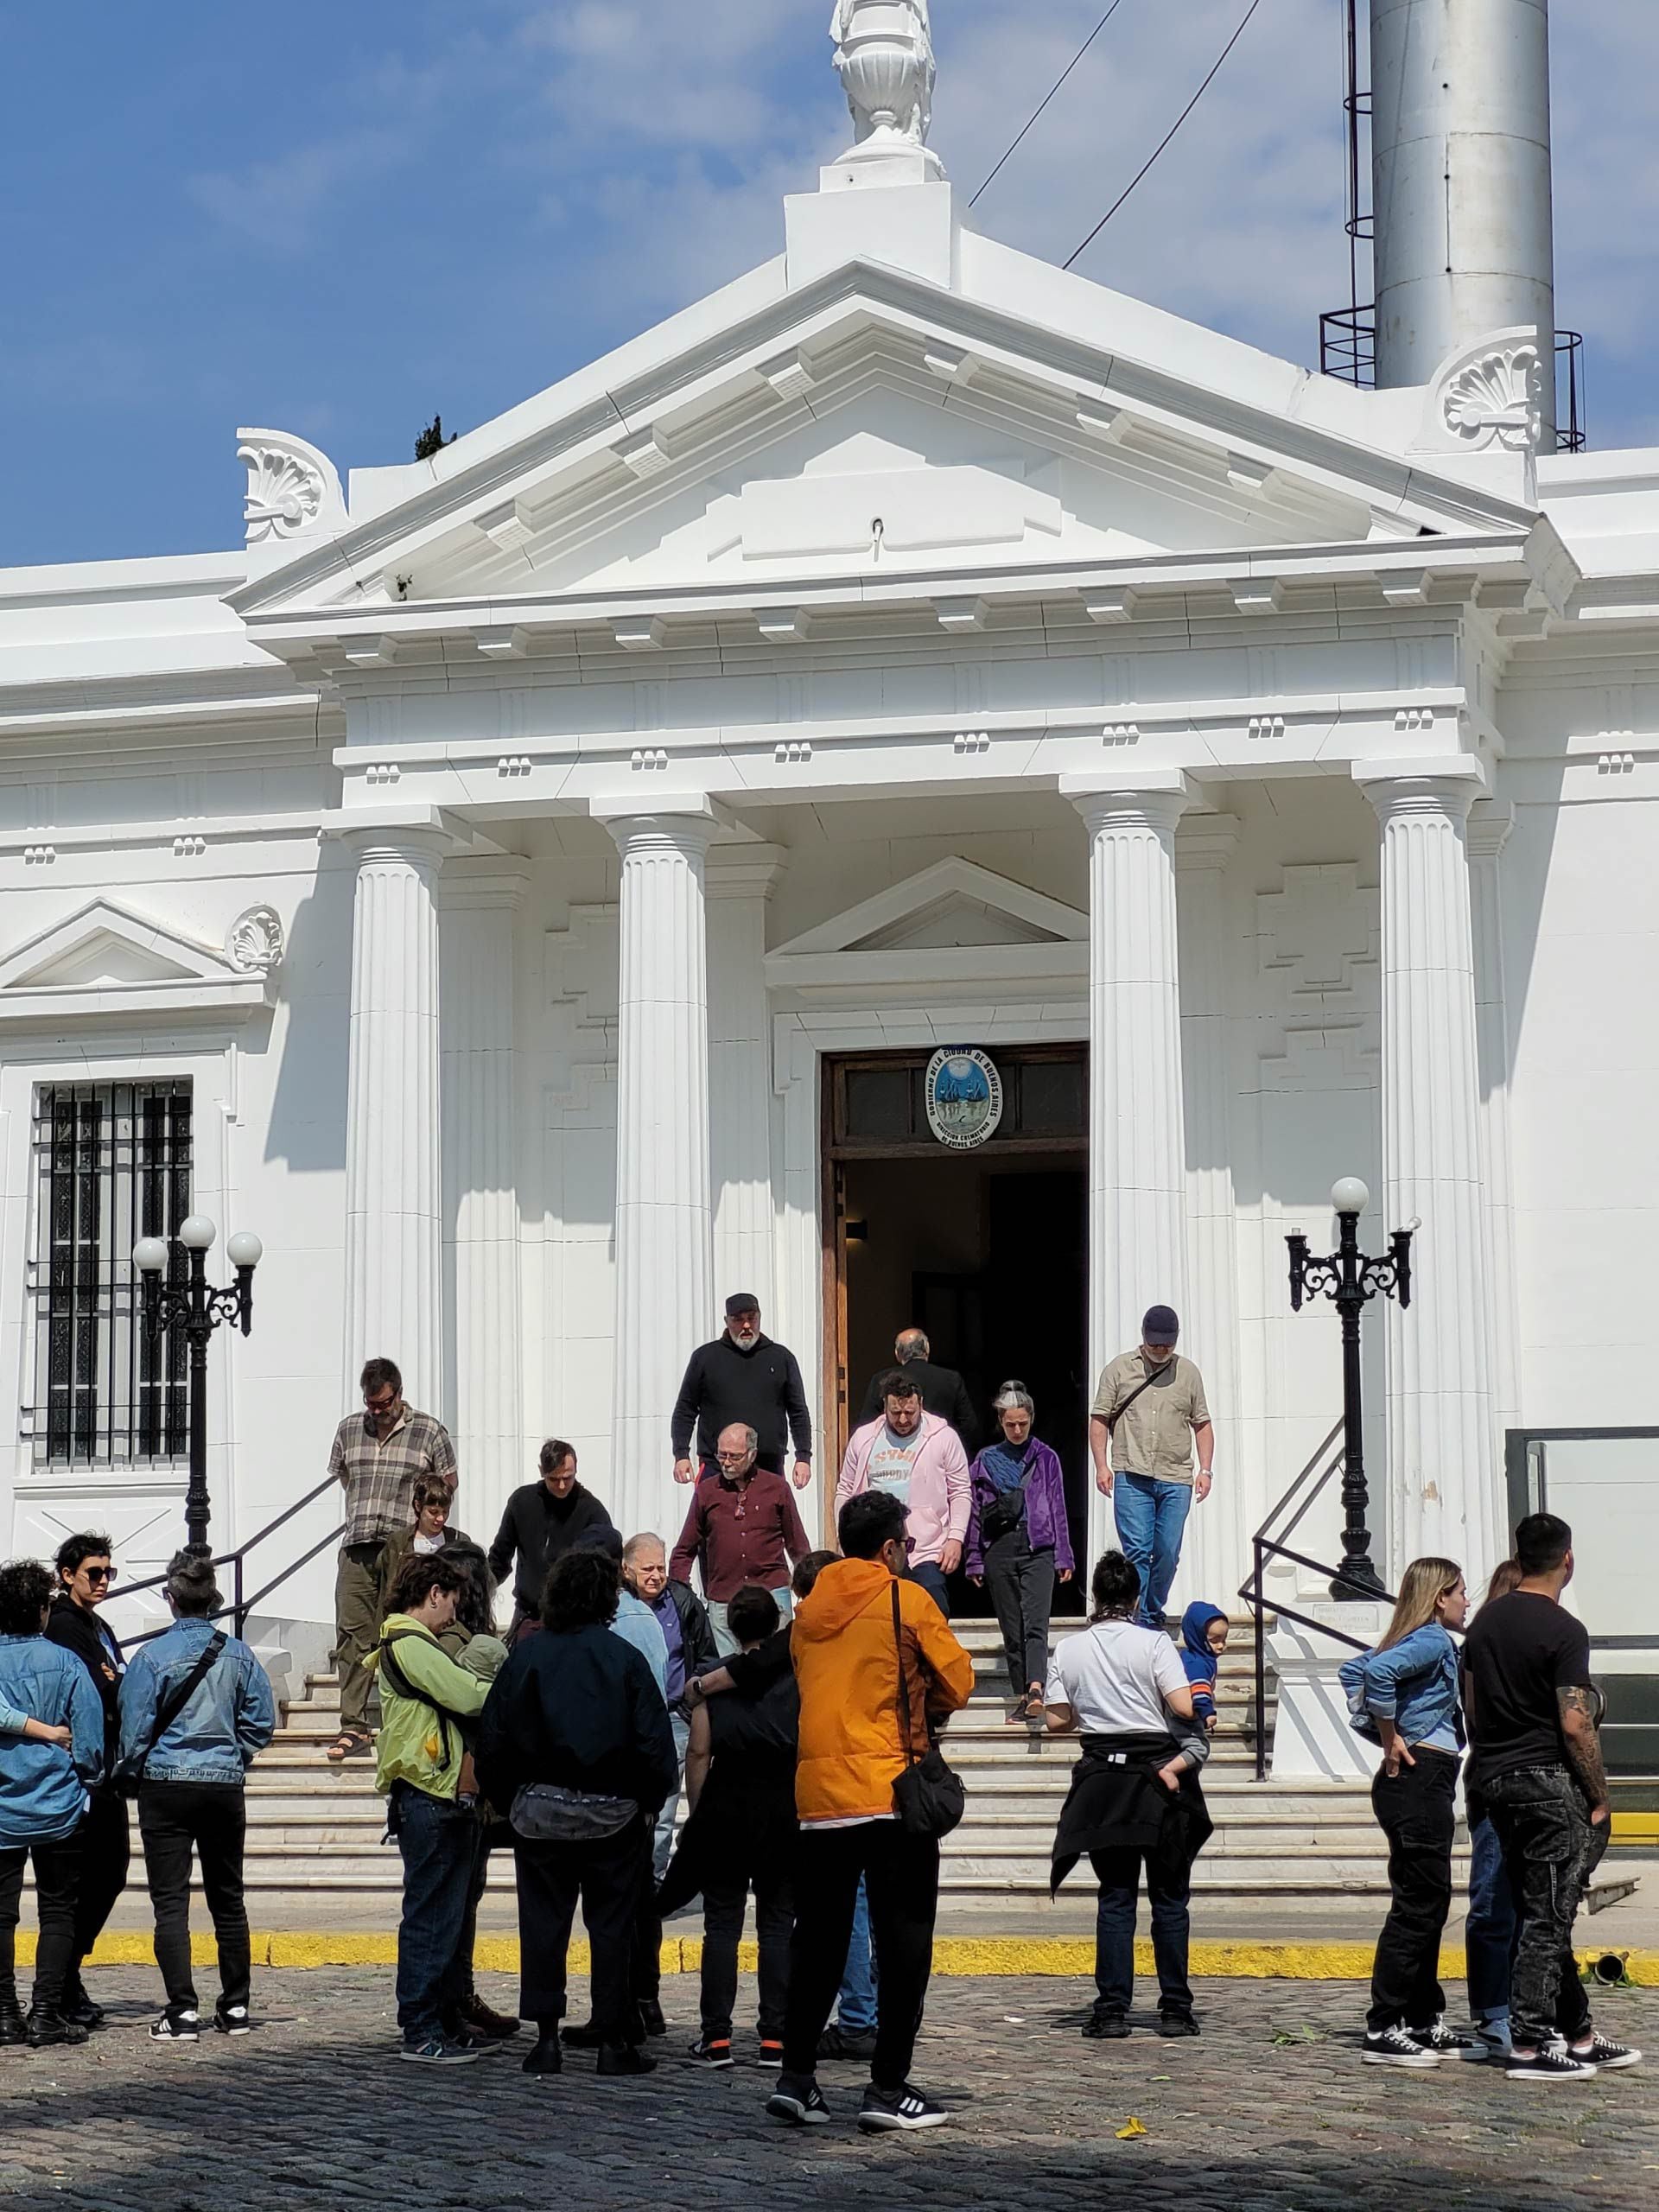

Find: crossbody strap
<box><xmin>1105</xmin><ymin>1363</ymin><xmax>1166</xmax><ymax>1436</ymax></box>
<box><xmin>890</xmin><ymin>1580</ymin><xmax>917</xmax><ymax>1771</ymax></box>
<box><xmin>137</xmin><ymin>1631</ymin><xmax>228</xmax><ymax>1780</ymax></box>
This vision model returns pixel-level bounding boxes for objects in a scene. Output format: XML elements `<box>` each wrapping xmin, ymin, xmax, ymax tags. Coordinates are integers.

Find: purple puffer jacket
<box><xmin>964</xmin><ymin>1439</ymin><xmax>1075</xmax><ymax>1580</ymax></box>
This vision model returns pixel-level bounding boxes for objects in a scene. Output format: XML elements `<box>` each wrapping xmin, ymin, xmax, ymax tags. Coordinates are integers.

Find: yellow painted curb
<box><xmin>11</xmin><ymin>1932</ymin><xmax>1651</xmax><ymax>1986</ymax></box>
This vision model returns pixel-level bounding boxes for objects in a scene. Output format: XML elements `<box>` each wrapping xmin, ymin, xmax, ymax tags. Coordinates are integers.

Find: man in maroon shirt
<box><xmin>671</xmin><ymin>1424</ymin><xmax>811</xmax><ymax>1656</ymax></box>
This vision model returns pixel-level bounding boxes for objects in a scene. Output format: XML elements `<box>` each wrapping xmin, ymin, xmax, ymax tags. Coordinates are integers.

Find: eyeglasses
<box><xmin>84</xmin><ymin>1567</ymin><xmax>116</xmax><ymax>1586</ymax></box>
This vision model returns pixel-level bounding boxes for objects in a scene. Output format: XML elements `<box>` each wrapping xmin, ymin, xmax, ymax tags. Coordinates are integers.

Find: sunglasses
<box><xmin>84</xmin><ymin>1566</ymin><xmax>116</xmax><ymax>1586</ymax></box>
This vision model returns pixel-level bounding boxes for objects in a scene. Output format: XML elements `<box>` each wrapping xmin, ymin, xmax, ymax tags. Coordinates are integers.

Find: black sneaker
<box><xmin>1505</xmin><ymin>2043</ymin><xmax>1597</xmax><ymax>2084</ymax></box>
<box><xmin>596</xmin><ymin>2042</ymin><xmax>657</xmax><ymax>2077</ymax></box>
<box><xmin>637</xmin><ymin>1996</ymin><xmax>668</xmax><ymax>2039</ymax></box>
<box><xmin>213</xmin><ymin>2005</ymin><xmax>252</xmax><ymax>2037</ymax></box>
<box><xmin>1362</xmin><ymin>2028</ymin><xmax>1439</xmax><ymax>2069</ymax></box>
<box><xmin>757</xmin><ymin>2040</ymin><xmax>785</xmax><ymax>2070</ymax></box>
<box><xmin>1157</xmin><ymin>2012</ymin><xmax>1200</xmax><ymax>2038</ymax></box>
<box><xmin>1568</xmin><ymin>2035</ymin><xmax>1643</xmax><ymax>2071</ymax></box>
<box><xmin>1083</xmin><ymin>2005</ymin><xmax>1130</xmax><ymax>2040</ymax></box>
<box><xmin>817</xmin><ymin>2023</ymin><xmax>878</xmax><ymax>2061</ymax></box>
<box><xmin>398</xmin><ymin>2035</ymin><xmax>479</xmax><ymax>2065</ymax></box>
<box><xmin>767</xmin><ymin>2072</ymin><xmax>832</xmax><ymax>2126</ymax></box>
<box><xmin>687</xmin><ymin>2036</ymin><xmax>734</xmax><ymax>2069</ymax></box>
<box><xmin>25</xmin><ymin>2009</ymin><xmax>90</xmax><ymax>2050</ymax></box>
<box><xmin>1407</xmin><ymin>2018</ymin><xmax>1477</xmax><ymax>2056</ymax></box>
<box><xmin>858</xmin><ymin>2082</ymin><xmax>950</xmax><ymax>2133</ymax></box>
<box><xmin>149</xmin><ymin>2008</ymin><xmax>200</xmax><ymax>2044</ymax></box>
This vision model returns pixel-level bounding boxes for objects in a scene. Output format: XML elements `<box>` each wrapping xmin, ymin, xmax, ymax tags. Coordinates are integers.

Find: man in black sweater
<box><xmin>672</xmin><ymin>1295</ymin><xmax>813</xmax><ymax>1491</ymax></box>
<box><xmin>487</xmin><ymin>1440</ymin><xmax>618</xmax><ymax>1634</ymax></box>
<box><xmin>44</xmin><ymin>1533</ymin><xmax>127</xmax><ymax>2031</ymax></box>
<box><xmin>856</xmin><ymin>1329</ymin><xmax>979</xmax><ymax>1458</ymax></box>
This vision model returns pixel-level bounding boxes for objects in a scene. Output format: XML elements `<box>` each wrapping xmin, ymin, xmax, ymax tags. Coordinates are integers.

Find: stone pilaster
<box><xmin>442</xmin><ymin>860</ymin><xmax>529</xmax><ymax>1541</ymax></box>
<box><xmin>596</xmin><ymin>803</ymin><xmax>718</xmax><ymax>1545</ymax></box>
<box><xmin>1358</xmin><ymin>761</ymin><xmax>1501</xmax><ymax>1588</ymax></box>
<box><xmin>1468</xmin><ymin>800</ymin><xmax>1522</xmax><ymax>1447</ymax></box>
<box><xmin>343</xmin><ymin>828</ymin><xmax>447</xmax><ymax>1412</ymax></box>
<box><xmin>1176</xmin><ymin>814</ymin><xmax>1245</xmax><ymax>1604</ymax></box>
<box><xmin>1065</xmin><ymin>772</ymin><xmax>1193</xmax><ymax>1558</ymax></box>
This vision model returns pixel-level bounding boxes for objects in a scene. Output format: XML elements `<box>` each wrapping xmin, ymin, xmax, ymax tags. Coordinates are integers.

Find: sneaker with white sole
<box><xmin>686</xmin><ymin>2036</ymin><xmax>734</xmax><ymax>2069</ymax></box>
<box><xmin>150</xmin><ymin>2008</ymin><xmax>200</xmax><ymax>2043</ymax></box>
<box><xmin>857</xmin><ymin>2082</ymin><xmax>950</xmax><ymax>2133</ymax></box>
<box><xmin>1505</xmin><ymin>2042</ymin><xmax>1598</xmax><ymax>2084</ymax></box>
<box><xmin>1361</xmin><ymin>2027</ymin><xmax>1440</xmax><ymax>2069</ymax></box>
<box><xmin>213</xmin><ymin>2005</ymin><xmax>252</xmax><ymax>2037</ymax></box>
<box><xmin>1463</xmin><ymin>2018</ymin><xmax>1512</xmax><ymax>2063</ymax></box>
<box><xmin>399</xmin><ymin>2035</ymin><xmax>480</xmax><ymax>2065</ymax></box>
<box><xmin>766</xmin><ymin>2072</ymin><xmax>831</xmax><ymax>2126</ymax></box>
<box><xmin>1569</xmin><ymin>2035</ymin><xmax>1643</xmax><ymax>2071</ymax></box>
<box><xmin>1406</xmin><ymin>2019</ymin><xmax>1478</xmax><ymax>2056</ymax></box>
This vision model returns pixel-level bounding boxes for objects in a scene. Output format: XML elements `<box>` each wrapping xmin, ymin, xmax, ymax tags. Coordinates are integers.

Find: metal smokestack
<box><xmin>1370</xmin><ymin>0</ymin><xmax>1555</xmax><ymax>410</ymax></box>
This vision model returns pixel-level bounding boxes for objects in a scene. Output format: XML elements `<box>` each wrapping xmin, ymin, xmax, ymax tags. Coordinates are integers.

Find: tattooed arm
<box><xmin>1557</xmin><ymin>1683</ymin><xmax>1611</xmax><ymax>1824</ymax></box>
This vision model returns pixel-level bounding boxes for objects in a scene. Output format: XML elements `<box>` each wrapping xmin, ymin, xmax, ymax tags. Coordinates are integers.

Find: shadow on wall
<box><xmin>261</xmin><ymin>851</ymin><xmax>353</xmax><ymax>1174</ymax></box>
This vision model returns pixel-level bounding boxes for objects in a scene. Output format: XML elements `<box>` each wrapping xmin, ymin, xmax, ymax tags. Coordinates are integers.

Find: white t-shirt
<box><xmin>1046</xmin><ymin>1618</ymin><xmax>1189</xmax><ymax>1735</ymax></box>
<box><xmin>413</xmin><ymin>1529</ymin><xmax>444</xmax><ymax>1554</ymax></box>
<box><xmin>865</xmin><ymin>1424</ymin><xmax>922</xmax><ymax>1509</ymax></box>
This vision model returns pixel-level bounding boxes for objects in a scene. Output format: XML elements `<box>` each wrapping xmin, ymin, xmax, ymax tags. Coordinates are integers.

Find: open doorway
<box><xmin>822</xmin><ymin>1047</ymin><xmax>1089</xmax><ymax>1611</ymax></box>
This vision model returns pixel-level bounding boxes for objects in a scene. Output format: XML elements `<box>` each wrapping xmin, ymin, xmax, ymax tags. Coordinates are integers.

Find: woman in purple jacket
<box><xmin>967</xmin><ymin>1382</ymin><xmax>1075</xmax><ymax>1726</ymax></box>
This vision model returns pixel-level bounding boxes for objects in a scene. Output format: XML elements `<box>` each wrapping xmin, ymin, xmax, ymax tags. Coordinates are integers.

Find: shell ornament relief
<box><xmin>225</xmin><ymin>905</ymin><xmax>286</xmax><ymax>976</ymax></box>
<box><xmin>238</xmin><ymin>442</ymin><xmax>327</xmax><ymax>543</ymax></box>
<box><xmin>1441</xmin><ymin>345</ymin><xmax>1545</xmax><ymax>452</ymax></box>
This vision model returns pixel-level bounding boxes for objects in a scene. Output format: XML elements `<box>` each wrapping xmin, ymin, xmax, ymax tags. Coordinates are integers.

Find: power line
<box><xmin>1064</xmin><ymin>0</ymin><xmax>1268</xmax><ymax>270</ymax></box>
<box><xmin>970</xmin><ymin>3</ymin><xmax>1129</xmax><ymax>209</ymax></box>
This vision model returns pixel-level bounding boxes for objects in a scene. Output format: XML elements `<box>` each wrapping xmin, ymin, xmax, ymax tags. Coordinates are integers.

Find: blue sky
<box><xmin>3</xmin><ymin>1</ymin><xmax>1654</xmax><ymax>567</ymax></box>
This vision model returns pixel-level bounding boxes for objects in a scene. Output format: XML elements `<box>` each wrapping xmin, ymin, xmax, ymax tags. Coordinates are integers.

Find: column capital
<box><xmin>1352</xmin><ymin>755</ymin><xmax>1488</xmax><ymax>824</ymax></box>
<box><xmin>591</xmin><ymin>795</ymin><xmax>727</xmax><ymax>861</ymax></box>
<box><xmin>1174</xmin><ymin>811</ymin><xmax>1243</xmax><ymax>874</ymax></box>
<box><xmin>322</xmin><ymin>803</ymin><xmax>467</xmax><ymax>868</ymax></box>
<box><xmin>1061</xmin><ymin>768</ymin><xmax>1195</xmax><ymax>835</ymax></box>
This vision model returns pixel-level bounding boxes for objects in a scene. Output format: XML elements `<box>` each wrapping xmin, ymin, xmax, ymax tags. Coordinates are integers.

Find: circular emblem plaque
<box><xmin>925</xmin><ymin>1048</ymin><xmax>1004</xmax><ymax>1150</ymax></box>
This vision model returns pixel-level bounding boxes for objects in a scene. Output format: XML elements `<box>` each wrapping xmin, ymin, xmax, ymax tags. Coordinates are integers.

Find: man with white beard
<box><xmin>671</xmin><ymin>1296</ymin><xmax>814</xmax><ymax>1492</ymax></box>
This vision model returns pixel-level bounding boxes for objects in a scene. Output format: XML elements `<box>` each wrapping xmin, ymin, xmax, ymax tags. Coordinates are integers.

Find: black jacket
<box><xmin>858</xmin><ymin>1357</ymin><xmax>980</xmax><ymax>1458</ymax></box>
<box><xmin>487</xmin><ymin>1482</ymin><xmax>617</xmax><ymax>1614</ymax></box>
<box><xmin>657</xmin><ymin>1669</ymin><xmax>800</xmax><ymax>1915</ymax></box>
<box><xmin>664</xmin><ymin>1580</ymin><xmax>720</xmax><ymax>1702</ymax></box>
<box><xmin>1050</xmin><ymin>1732</ymin><xmax>1211</xmax><ymax>1897</ymax></box>
<box><xmin>475</xmin><ymin>1623</ymin><xmax>679</xmax><ymax>1819</ymax></box>
<box><xmin>45</xmin><ymin>1593</ymin><xmax>123</xmax><ymax>1777</ymax></box>
<box><xmin>671</xmin><ymin>1333</ymin><xmax>813</xmax><ymax>1474</ymax></box>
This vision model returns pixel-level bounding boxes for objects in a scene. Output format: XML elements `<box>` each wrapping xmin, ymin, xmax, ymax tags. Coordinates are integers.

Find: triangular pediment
<box><xmin>774</xmin><ymin>859</ymin><xmax>1086</xmax><ymax>958</ymax></box>
<box><xmin>231</xmin><ymin>243</ymin><xmax>1538</xmax><ymax>629</ymax></box>
<box><xmin>0</xmin><ymin>903</ymin><xmax>229</xmax><ymax>991</ymax></box>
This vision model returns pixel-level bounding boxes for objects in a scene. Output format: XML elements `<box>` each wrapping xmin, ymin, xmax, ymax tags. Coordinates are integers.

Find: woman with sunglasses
<box><xmin>45</xmin><ymin>1535</ymin><xmax>128</xmax><ymax>2031</ymax></box>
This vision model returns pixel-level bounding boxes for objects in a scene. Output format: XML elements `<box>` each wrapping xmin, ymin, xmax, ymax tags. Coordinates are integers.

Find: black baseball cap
<box><xmin>725</xmin><ymin>1293</ymin><xmax>760</xmax><ymax>1318</ymax></box>
<box><xmin>1142</xmin><ymin>1305</ymin><xmax>1180</xmax><ymax>1345</ymax></box>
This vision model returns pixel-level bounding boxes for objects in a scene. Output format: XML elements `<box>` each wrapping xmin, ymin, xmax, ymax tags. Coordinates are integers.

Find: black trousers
<box><xmin>701</xmin><ymin>1866</ymin><xmax>795</xmax><ymax>2043</ymax></box>
<box><xmin>983</xmin><ymin>1535</ymin><xmax>1056</xmax><ymax>1696</ymax></box>
<box><xmin>1483</xmin><ymin>1764</ymin><xmax>1598</xmax><ymax>2050</ymax></box>
<box><xmin>1367</xmin><ymin>1749</ymin><xmax>1458</xmax><ymax>2033</ymax></box>
<box><xmin>137</xmin><ymin>1780</ymin><xmax>251</xmax><ymax>2015</ymax></box>
<box><xmin>71</xmin><ymin>1789</ymin><xmax>130</xmax><ymax>1977</ymax></box>
<box><xmin>0</xmin><ymin>1827</ymin><xmax>82</xmax><ymax>2013</ymax></box>
<box><xmin>781</xmin><ymin>1823</ymin><xmax>939</xmax><ymax>2088</ymax></box>
<box><xmin>514</xmin><ymin>1818</ymin><xmax>650</xmax><ymax>2041</ymax></box>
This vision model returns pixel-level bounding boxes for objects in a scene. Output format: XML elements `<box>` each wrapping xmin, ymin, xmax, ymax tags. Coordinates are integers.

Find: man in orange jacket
<box><xmin>766</xmin><ymin>1490</ymin><xmax>973</xmax><ymax>2136</ymax></box>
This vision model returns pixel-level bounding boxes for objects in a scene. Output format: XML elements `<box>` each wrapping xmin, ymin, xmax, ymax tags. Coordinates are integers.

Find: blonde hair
<box><xmin>1376</xmin><ymin>1556</ymin><xmax>1464</xmax><ymax>1651</ymax></box>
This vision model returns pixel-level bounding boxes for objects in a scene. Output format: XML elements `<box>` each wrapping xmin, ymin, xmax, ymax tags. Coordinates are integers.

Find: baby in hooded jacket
<box><xmin>1179</xmin><ymin>1602</ymin><xmax>1230</xmax><ymax>1732</ymax></box>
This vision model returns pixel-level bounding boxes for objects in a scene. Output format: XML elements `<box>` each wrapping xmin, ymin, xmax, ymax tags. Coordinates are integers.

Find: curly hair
<box><xmin>540</xmin><ymin>1548</ymin><xmax>620</xmax><ymax>1634</ymax></box>
<box><xmin>389</xmin><ymin>1553</ymin><xmax>467</xmax><ymax>1618</ymax></box>
<box><xmin>0</xmin><ymin>1559</ymin><xmax>54</xmax><ymax>1636</ymax></box>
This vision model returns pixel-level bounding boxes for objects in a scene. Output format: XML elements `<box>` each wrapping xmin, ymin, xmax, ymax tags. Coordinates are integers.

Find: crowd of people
<box><xmin>0</xmin><ymin>1300</ymin><xmax>1640</xmax><ymax>2121</ymax></box>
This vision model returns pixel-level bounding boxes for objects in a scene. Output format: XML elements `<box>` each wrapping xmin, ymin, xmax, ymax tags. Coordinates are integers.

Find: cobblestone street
<box><xmin>0</xmin><ymin>1970</ymin><xmax>1651</xmax><ymax>2210</ymax></box>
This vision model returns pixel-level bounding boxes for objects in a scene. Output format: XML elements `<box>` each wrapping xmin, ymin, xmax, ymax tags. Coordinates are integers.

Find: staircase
<box><xmin>245</xmin><ymin>1617</ymin><xmax>1434</xmax><ymax>1901</ymax></box>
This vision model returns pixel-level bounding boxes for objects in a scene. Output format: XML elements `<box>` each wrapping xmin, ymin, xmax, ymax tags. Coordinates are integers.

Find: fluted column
<box><xmin>442</xmin><ymin>861</ymin><xmax>529</xmax><ymax>1541</ymax></box>
<box><xmin>707</xmin><ymin>847</ymin><xmax>785</xmax><ymax>1315</ymax></box>
<box><xmin>1359</xmin><ymin>761</ymin><xmax>1501</xmax><ymax>1590</ymax></box>
<box><xmin>597</xmin><ymin>804</ymin><xmax>718</xmax><ymax>1544</ymax></box>
<box><xmin>343</xmin><ymin>829</ymin><xmax>447</xmax><ymax>1412</ymax></box>
<box><xmin>1176</xmin><ymin>815</ymin><xmax>1245</xmax><ymax>1606</ymax></box>
<box><xmin>1468</xmin><ymin>802</ymin><xmax>1522</xmax><ymax>1447</ymax></box>
<box><xmin>1065</xmin><ymin>772</ymin><xmax>1194</xmax><ymax>1559</ymax></box>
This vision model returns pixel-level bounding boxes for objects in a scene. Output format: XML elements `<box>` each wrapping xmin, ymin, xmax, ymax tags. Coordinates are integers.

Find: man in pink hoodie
<box><xmin>836</xmin><ymin>1369</ymin><xmax>970</xmax><ymax>1618</ymax></box>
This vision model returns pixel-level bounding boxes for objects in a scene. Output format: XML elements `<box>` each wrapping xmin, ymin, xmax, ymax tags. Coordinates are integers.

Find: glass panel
<box><xmin>1016</xmin><ymin>1058</ymin><xmax>1085</xmax><ymax>1137</ymax></box>
<box><xmin>843</xmin><ymin>1067</ymin><xmax>913</xmax><ymax>1141</ymax></box>
<box><xmin>1541</xmin><ymin>1434</ymin><xmax>1659</xmax><ymax>1642</ymax></box>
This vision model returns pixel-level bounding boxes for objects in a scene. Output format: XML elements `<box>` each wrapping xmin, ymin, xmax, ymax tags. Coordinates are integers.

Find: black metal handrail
<box><xmin>1236</xmin><ymin>1418</ymin><xmax>1397</xmax><ymax>1780</ymax></box>
<box><xmin>114</xmin><ymin>1472</ymin><xmax>345</xmax><ymax>1645</ymax></box>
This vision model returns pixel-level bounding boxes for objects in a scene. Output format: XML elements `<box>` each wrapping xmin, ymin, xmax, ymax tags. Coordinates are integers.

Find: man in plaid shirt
<box><xmin>326</xmin><ymin>1357</ymin><xmax>457</xmax><ymax>1761</ymax></box>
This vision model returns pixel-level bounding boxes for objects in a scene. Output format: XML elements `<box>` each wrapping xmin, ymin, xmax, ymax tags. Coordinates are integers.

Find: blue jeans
<box><xmin>653</xmin><ymin>1711</ymin><xmax>692</xmax><ymax>1883</ymax></box>
<box><xmin>708</xmin><ymin>1587</ymin><xmax>793</xmax><ymax>1659</ymax></box>
<box><xmin>1112</xmin><ymin>1474</ymin><xmax>1192</xmax><ymax>1625</ymax></box>
<box><xmin>1465</xmin><ymin>1813</ymin><xmax>1519</xmax><ymax>2025</ymax></box>
<box><xmin>836</xmin><ymin>1876</ymin><xmax>878</xmax><ymax>2031</ymax></box>
<box><xmin>1090</xmin><ymin>1847</ymin><xmax>1192</xmax><ymax>2018</ymax></box>
<box><xmin>908</xmin><ymin>1560</ymin><xmax>951</xmax><ymax>1619</ymax></box>
<box><xmin>392</xmin><ymin>1783</ymin><xmax>485</xmax><ymax>2046</ymax></box>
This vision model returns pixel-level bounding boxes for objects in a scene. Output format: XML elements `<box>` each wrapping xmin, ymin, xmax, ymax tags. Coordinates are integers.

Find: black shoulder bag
<box><xmin>116</xmin><ymin>1630</ymin><xmax>228</xmax><ymax>1799</ymax></box>
<box><xmin>889</xmin><ymin>1583</ymin><xmax>966</xmax><ymax>1840</ymax></box>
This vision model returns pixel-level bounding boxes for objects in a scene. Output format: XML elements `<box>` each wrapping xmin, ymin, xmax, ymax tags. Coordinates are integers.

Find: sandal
<box><xmin>326</xmin><ymin>1730</ymin><xmax>372</xmax><ymax>1764</ymax></box>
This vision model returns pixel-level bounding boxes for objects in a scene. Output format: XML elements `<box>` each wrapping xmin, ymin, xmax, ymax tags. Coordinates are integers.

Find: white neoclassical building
<box><xmin>0</xmin><ymin>4</ymin><xmax>1653</xmax><ymax>1768</ymax></box>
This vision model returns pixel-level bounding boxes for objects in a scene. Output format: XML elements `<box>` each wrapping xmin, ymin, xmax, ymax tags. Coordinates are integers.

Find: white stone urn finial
<box><xmin>829</xmin><ymin>0</ymin><xmax>944</xmax><ymax>185</ymax></box>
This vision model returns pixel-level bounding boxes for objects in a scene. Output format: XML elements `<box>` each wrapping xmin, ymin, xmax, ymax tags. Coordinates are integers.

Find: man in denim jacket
<box><xmin>0</xmin><ymin>1560</ymin><xmax>105</xmax><ymax>2049</ymax></box>
<box><xmin>117</xmin><ymin>1554</ymin><xmax>275</xmax><ymax>2040</ymax></box>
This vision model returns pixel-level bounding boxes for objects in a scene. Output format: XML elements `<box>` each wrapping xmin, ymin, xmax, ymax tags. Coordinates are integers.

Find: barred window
<box><xmin>25</xmin><ymin>1081</ymin><xmax>192</xmax><ymax>1467</ymax></box>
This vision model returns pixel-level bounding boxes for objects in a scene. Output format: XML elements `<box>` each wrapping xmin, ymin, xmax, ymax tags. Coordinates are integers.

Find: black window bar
<box><xmin>28</xmin><ymin>1081</ymin><xmax>192</xmax><ymax>1467</ymax></box>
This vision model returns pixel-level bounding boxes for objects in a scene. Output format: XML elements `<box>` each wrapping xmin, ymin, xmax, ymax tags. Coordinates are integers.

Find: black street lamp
<box><xmin>1287</xmin><ymin>1176</ymin><xmax>1414</xmax><ymax>1603</ymax></box>
<box><xmin>133</xmin><ymin>1217</ymin><xmax>263</xmax><ymax>1560</ymax></box>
